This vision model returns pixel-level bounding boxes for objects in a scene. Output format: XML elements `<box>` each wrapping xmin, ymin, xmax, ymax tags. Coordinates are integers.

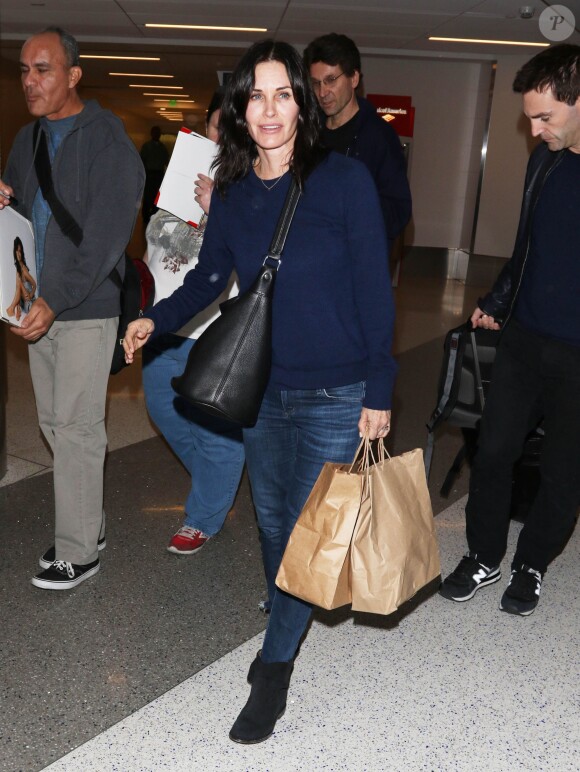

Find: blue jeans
<box><xmin>243</xmin><ymin>381</ymin><xmax>364</xmax><ymax>663</ymax></box>
<box><xmin>142</xmin><ymin>334</ymin><xmax>245</xmax><ymax>535</ymax></box>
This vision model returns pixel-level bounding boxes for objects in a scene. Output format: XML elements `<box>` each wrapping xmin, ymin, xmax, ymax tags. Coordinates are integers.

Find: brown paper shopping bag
<box><xmin>275</xmin><ymin>441</ymin><xmax>368</xmax><ymax>610</ymax></box>
<box><xmin>350</xmin><ymin>446</ymin><xmax>441</xmax><ymax>615</ymax></box>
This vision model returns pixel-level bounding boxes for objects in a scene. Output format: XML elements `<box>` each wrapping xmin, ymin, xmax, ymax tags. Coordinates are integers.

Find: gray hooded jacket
<box><xmin>4</xmin><ymin>100</ymin><xmax>145</xmax><ymax>321</ymax></box>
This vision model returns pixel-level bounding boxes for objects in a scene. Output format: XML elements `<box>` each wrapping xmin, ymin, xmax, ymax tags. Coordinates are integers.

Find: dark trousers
<box><xmin>466</xmin><ymin>320</ymin><xmax>580</xmax><ymax>573</ymax></box>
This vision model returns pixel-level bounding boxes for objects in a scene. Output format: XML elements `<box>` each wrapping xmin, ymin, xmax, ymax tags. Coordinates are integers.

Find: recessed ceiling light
<box><xmin>153</xmin><ymin>99</ymin><xmax>195</xmax><ymax>103</ymax></box>
<box><xmin>129</xmin><ymin>84</ymin><xmax>184</xmax><ymax>89</ymax></box>
<box><xmin>81</xmin><ymin>55</ymin><xmax>161</xmax><ymax>61</ymax></box>
<box><xmin>429</xmin><ymin>36</ymin><xmax>548</xmax><ymax>47</ymax></box>
<box><xmin>145</xmin><ymin>23</ymin><xmax>267</xmax><ymax>32</ymax></box>
<box><xmin>142</xmin><ymin>92</ymin><xmax>189</xmax><ymax>97</ymax></box>
<box><xmin>110</xmin><ymin>72</ymin><xmax>173</xmax><ymax>77</ymax></box>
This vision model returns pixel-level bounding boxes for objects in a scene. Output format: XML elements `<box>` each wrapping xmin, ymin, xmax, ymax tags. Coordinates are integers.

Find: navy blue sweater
<box><xmin>514</xmin><ymin>149</ymin><xmax>580</xmax><ymax>348</ymax></box>
<box><xmin>148</xmin><ymin>152</ymin><xmax>397</xmax><ymax>408</ymax></box>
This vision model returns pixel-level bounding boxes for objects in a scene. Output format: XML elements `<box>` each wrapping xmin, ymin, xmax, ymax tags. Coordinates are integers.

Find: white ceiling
<box><xmin>1</xmin><ymin>0</ymin><xmax>579</xmax><ymax>128</ymax></box>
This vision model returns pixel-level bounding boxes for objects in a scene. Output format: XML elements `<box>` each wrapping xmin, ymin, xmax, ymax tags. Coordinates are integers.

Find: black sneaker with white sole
<box><xmin>39</xmin><ymin>536</ymin><xmax>106</xmax><ymax>570</ymax></box>
<box><xmin>31</xmin><ymin>558</ymin><xmax>100</xmax><ymax>590</ymax></box>
<box><xmin>439</xmin><ymin>552</ymin><xmax>501</xmax><ymax>601</ymax></box>
<box><xmin>499</xmin><ymin>564</ymin><xmax>543</xmax><ymax>616</ymax></box>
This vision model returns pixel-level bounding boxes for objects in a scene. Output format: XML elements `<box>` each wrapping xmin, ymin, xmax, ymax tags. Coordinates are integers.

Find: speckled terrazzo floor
<box><xmin>2</xmin><ymin>254</ymin><xmax>578</xmax><ymax>772</ymax></box>
<box><xmin>40</xmin><ymin>496</ymin><xmax>579</xmax><ymax>772</ymax></box>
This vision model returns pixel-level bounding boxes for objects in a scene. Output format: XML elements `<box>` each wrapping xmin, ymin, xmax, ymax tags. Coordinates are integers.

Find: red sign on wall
<box><xmin>366</xmin><ymin>94</ymin><xmax>415</xmax><ymax>138</ymax></box>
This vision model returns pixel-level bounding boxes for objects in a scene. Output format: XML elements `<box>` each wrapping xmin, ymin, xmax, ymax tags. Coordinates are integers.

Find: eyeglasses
<box><xmin>310</xmin><ymin>72</ymin><xmax>345</xmax><ymax>91</ymax></box>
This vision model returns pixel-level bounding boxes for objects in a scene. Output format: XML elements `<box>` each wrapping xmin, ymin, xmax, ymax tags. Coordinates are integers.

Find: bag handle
<box><xmin>33</xmin><ymin>121</ymin><xmax>84</xmax><ymax>247</ymax></box>
<box><xmin>263</xmin><ymin>179</ymin><xmax>301</xmax><ymax>269</ymax></box>
<box><xmin>33</xmin><ymin>121</ymin><xmax>126</xmax><ymax>286</ymax></box>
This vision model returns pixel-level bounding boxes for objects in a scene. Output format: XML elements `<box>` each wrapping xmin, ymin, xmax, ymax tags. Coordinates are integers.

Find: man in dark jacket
<box><xmin>0</xmin><ymin>27</ymin><xmax>144</xmax><ymax>589</ymax></box>
<box><xmin>303</xmin><ymin>33</ymin><xmax>412</xmax><ymax>253</ymax></box>
<box><xmin>439</xmin><ymin>44</ymin><xmax>580</xmax><ymax>616</ymax></box>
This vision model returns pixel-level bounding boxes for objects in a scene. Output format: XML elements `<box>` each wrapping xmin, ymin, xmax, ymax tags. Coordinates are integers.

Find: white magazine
<box><xmin>0</xmin><ymin>206</ymin><xmax>37</xmax><ymax>327</ymax></box>
<box><xmin>155</xmin><ymin>127</ymin><xmax>218</xmax><ymax>228</ymax></box>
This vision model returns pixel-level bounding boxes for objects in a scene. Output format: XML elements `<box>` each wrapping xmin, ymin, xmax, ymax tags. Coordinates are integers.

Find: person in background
<box><xmin>303</xmin><ymin>32</ymin><xmax>412</xmax><ymax>256</ymax></box>
<box><xmin>0</xmin><ymin>26</ymin><xmax>144</xmax><ymax>589</ymax></box>
<box><xmin>123</xmin><ymin>39</ymin><xmax>396</xmax><ymax>744</ymax></box>
<box><xmin>140</xmin><ymin>125</ymin><xmax>169</xmax><ymax>225</ymax></box>
<box><xmin>142</xmin><ymin>90</ymin><xmax>245</xmax><ymax>556</ymax></box>
<box><xmin>439</xmin><ymin>44</ymin><xmax>580</xmax><ymax>617</ymax></box>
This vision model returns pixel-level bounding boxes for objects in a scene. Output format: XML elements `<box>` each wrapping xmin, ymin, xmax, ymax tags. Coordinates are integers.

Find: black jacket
<box><xmin>349</xmin><ymin>97</ymin><xmax>412</xmax><ymax>246</ymax></box>
<box><xmin>479</xmin><ymin>142</ymin><xmax>565</xmax><ymax>325</ymax></box>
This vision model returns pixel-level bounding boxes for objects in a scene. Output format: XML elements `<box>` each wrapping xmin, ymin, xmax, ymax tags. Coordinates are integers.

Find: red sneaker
<box><xmin>167</xmin><ymin>526</ymin><xmax>210</xmax><ymax>555</ymax></box>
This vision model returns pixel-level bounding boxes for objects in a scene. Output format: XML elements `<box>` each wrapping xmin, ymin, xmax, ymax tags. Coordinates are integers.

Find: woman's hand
<box><xmin>194</xmin><ymin>173</ymin><xmax>214</xmax><ymax>216</ymax></box>
<box><xmin>122</xmin><ymin>318</ymin><xmax>155</xmax><ymax>364</ymax></box>
<box><xmin>358</xmin><ymin>408</ymin><xmax>391</xmax><ymax>441</ymax></box>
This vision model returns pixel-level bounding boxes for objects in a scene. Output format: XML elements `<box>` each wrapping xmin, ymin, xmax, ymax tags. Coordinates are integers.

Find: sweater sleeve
<box><xmin>355</xmin><ymin>106</ymin><xmax>412</xmax><ymax>245</ymax></box>
<box><xmin>344</xmin><ymin>162</ymin><xmax>398</xmax><ymax>408</ymax></box>
<box><xmin>374</xmin><ymin>123</ymin><xmax>412</xmax><ymax>244</ymax></box>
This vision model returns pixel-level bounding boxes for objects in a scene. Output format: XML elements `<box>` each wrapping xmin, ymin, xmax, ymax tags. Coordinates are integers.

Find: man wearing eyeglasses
<box><xmin>304</xmin><ymin>33</ymin><xmax>411</xmax><ymax>254</ymax></box>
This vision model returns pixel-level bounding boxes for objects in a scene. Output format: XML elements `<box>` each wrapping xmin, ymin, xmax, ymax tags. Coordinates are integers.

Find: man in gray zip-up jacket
<box><xmin>0</xmin><ymin>27</ymin><xmax>144</xmax><ymax>589</ymax></box>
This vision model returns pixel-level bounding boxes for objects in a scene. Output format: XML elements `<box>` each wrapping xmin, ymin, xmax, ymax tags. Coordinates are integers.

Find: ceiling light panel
<box><xmin>109</xmin><ymin>72</ymin><xmax>174</xmax><ymax>77</ymax></box>
<box><xmin>81</xmin><ymin>55</ymin><xmax>161</xmax><ymax>61</ymax></box>
<box><xmin>127</xmin><ymin>0</ymin><xmax>285</xmax><ymax>35</ymax></box>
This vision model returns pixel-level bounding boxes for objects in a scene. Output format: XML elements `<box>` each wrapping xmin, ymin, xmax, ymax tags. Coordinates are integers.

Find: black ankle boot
<box><xmin>230</xmin><ymin>653</ymin><xmax>294</xmax><ymax>744</ymax></box>
<box><xmin>247</xmin><ymin>644</ymin><xmax>301</xmax><ymax>684</ymax></box>
<box><xmin>246</xmin><ymin>649</ymin><xmax>262</xmax><ymax>684</ymax></box>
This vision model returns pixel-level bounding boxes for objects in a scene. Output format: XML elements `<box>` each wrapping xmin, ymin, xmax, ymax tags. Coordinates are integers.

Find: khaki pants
<box><xmin>29</xmin><ymin>318</ymin><xmax>118</xmax><ymax>564</ymax></box>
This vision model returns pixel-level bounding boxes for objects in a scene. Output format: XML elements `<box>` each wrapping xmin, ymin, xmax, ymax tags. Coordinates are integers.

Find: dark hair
<box><xmin>206</xmin><ymin>88</ymin><xmax>225</xmax><ymax>125</ymax></box>
<box><xmin>303</xmin><ymin>33</ymin><xmax>361</xmax><ymax>77</ymax></box>
<box><xmin>513</xmin><ymin>44</ymin><xmax>580</xmax><ymax>105</ymax></box>
<box><xmin>40</xmin><ymin>26</ymin><xmax>80</xmax><ymax>68</ymax></box>
<box><xmin>13</xmin><ymin>236</ymin><xmax>27</xmax><ymax>274</ymax></box>
<box><xmin>213</xmin><ymin>39</ymin><xmax>325</xmax><ymax>194</ymax></box>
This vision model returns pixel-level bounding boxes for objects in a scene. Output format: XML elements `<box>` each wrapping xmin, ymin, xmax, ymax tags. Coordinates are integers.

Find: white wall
<box><xmin>473</xmin><ymin>53</ymin><xmax>537</xmax><ymax>257</ymax></box>
<box><xmin>361</xmin><ymin>55</ymin><xmax>492</xmax><ymax>250</ymax></box>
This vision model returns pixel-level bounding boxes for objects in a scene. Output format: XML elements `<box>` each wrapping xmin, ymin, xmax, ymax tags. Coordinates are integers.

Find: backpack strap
<box><xmin>33</xmin><ymin>120</ymin><xmax>84</xmax><ymax>247</ymax></box>
<box><xmin>426</xmin><ymin>327</ymin><xmax>463</xmax><ymax>433</ymax></box>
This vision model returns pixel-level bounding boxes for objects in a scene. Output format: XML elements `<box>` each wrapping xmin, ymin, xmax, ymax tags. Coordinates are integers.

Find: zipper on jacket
<box><xmin>503</xmin><ymin>150</ymin><xmax>565</xmax><ymax>328</ymax></box>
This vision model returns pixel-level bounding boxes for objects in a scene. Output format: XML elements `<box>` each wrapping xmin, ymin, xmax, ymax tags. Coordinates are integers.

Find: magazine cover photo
<box><xmin>0</xmin><ymin>206</ymin><xmax>37</xmax><ymax>327</ymax></box>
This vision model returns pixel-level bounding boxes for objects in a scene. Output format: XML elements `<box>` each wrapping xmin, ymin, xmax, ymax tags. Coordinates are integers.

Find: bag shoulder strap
<box><xmin>33</xmin><ymin>120</ymin><xmax>84</xmax><ymax>248</ymax></box>
<box><xmin>426</xmin><ymin>323</ymin><xmax>467</xmax><ymax>433</ymax></box>
<box><xmin>469</xmin><ymin>330</ymin><xmax>486</xmax><ymax>413</ymax></box>
<box><xmin>264</xmin><ymin>179</ymin><xmax>301</xmax><ymax>265</ymax></box>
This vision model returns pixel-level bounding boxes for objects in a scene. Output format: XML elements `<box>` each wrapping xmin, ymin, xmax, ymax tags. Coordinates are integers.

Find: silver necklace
<box><xmin>259</xmin><ymin>174</ymin><xmax>284</xmax><ymax>191</ymax></box>
<box><xmin>254</xmin><ymin>163</ymin><xmax>286</xmax><ymax>191</ymax></box>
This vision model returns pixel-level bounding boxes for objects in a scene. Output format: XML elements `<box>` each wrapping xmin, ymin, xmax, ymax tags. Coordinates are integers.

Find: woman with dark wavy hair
<box><xmin>124</xmin><ymin>39</ymin><xmax>396</xmax><ymax>743</ymax></box>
